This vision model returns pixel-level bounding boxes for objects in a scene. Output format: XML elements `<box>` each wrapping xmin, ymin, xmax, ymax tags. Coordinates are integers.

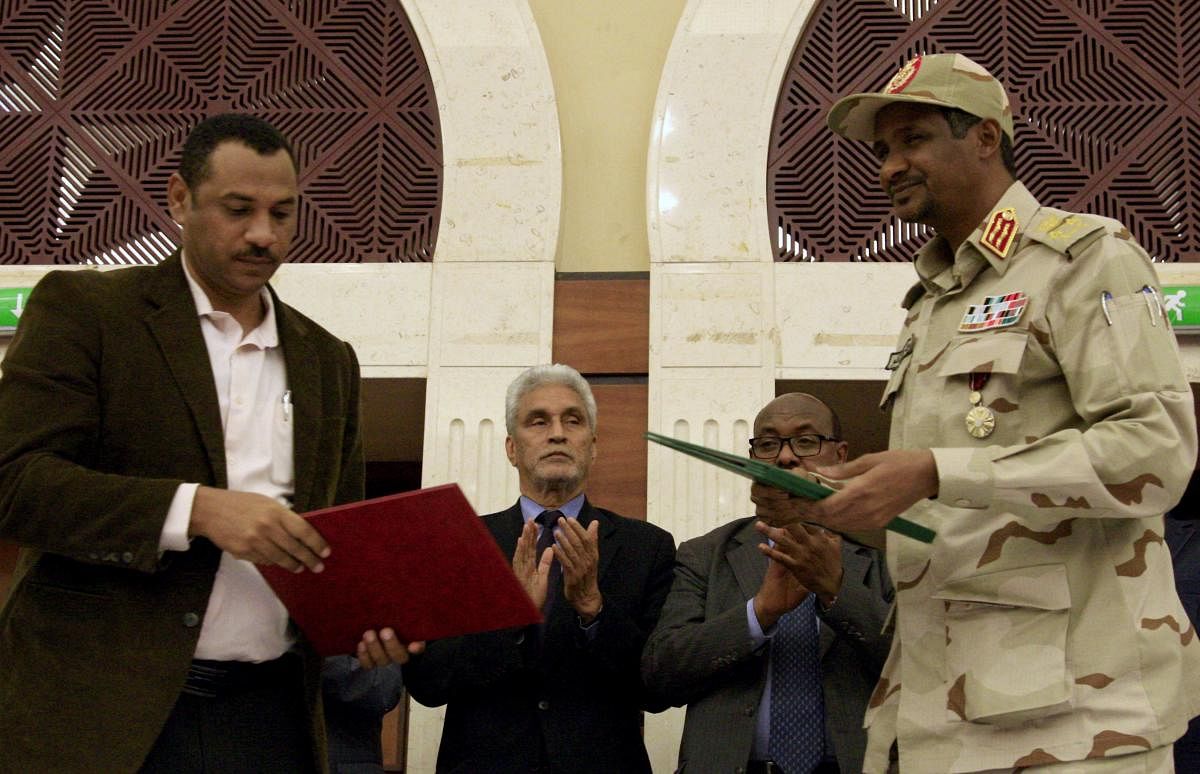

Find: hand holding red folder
<box><xmin>355</xmin><ymin>627</ymin><xmax>425</xmax><ymax>668</ymax></box>
<box><xmin>260</xmin><ymin>484</ymin><xmax>542</xmax><ymax>657</ymax></box>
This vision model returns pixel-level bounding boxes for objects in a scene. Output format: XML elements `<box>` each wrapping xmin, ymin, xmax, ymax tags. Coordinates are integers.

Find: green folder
<box><xmin>645</xmin><ymin>431</ymin><xmax>936</xmax><ymax>544</ymax></box>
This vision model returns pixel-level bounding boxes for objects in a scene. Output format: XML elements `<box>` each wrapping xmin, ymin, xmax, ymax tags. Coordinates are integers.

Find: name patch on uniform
<box><xmin>981</xmin><ymin>208</ymin><xmax>1018</xmax><ymax>259</ymax></box>
<box><xmin>959</xmin><ymin>292</ymin><xmax>1028</xmax><ymax>332</ymax></box>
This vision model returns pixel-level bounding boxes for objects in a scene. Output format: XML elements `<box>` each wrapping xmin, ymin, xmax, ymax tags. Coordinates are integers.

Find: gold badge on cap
<box><xmin>981</xmin><ymin>208</ymin><xmax>1018</xmax><ymax>259</ymax></box>
<box><xmin>885</xmin><ymin>56</ymin><xmax>922</xmax><ymax>94</ymax></box>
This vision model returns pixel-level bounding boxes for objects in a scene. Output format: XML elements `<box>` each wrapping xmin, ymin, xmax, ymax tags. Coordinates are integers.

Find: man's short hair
<box><xmin>759</xmin><ymin>392</ymin><xmax>843</xmax><ymax>440</ymax></box>
<box><xmin>178</xmin><ymin>114</ymin><xmax>298</xmax><ymax>188</ymax></box>
<box><xmin>505</xmin><ymin>364</ymin><xmax>598</xmax><ymax>436</ymax></box>
<box><xmin>821</xmin><ymin>397</ymin><xmax>844</xmax><ymax>441</ymax></box>
<box><xmin>939</xmin><ymin>107</ymin><xmax>1017</xmax><ymax>177</ymax></box>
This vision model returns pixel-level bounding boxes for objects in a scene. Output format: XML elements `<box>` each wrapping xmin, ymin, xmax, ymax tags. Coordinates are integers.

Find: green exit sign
<box><xmin>1161</xmin><ymin>286</ymin><xmax>1200</xmax><ymax>330</ymax></box>
<box><xmin>0</xmin><ymin>288</ymin><xmax>33</xmax><ymax>333</ymax></box>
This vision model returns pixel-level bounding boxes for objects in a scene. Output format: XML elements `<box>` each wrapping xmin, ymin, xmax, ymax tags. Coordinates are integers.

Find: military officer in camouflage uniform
<box><xmin>754</xmin><ymin>53</ymin><xmax>1200</xmax><ymax>772</ymax></box>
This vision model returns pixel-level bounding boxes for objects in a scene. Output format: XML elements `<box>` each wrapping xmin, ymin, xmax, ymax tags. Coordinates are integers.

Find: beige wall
<box><xmin>528</xmin><ymin>0</ymin><xmax>687</xmax><ymax>273</ymax></box>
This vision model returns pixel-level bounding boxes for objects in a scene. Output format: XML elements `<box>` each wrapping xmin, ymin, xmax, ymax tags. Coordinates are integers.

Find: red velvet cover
<box><xmin>260</xmin><ymin>483</ymin><xmax>541</xmax><ymax>656</ymax></box>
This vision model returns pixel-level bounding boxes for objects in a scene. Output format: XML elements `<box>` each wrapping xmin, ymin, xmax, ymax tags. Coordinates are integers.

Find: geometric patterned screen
<box><xmin>768</xmin><ymin>0</ymin><xmax>1199</xmax><ymax>262</ymax></box>
<box><xmin>0</xmin><ymin>0</ymin><xmax>441</xmax><ymax>264</ymax></box>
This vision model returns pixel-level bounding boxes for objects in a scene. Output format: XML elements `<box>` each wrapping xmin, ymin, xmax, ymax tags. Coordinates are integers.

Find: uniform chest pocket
<box><xmin>932</xmin><ymin>563</ymin><xmax>1072</xmax><ymax>726</ymax></box>
<box><xmin>935</xmin><ymin>331</ymin><xmax>1029</xmax><ymax>437</ymax></box>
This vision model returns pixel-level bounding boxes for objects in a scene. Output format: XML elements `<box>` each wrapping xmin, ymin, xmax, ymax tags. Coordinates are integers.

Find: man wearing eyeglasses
<box><xmin>643</xmin><ymin>393</ymin><xmax>893</xmax><ymax>774</ymax></box>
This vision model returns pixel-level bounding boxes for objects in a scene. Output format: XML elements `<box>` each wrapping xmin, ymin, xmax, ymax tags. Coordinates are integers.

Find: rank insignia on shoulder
<box><xmin>959</xmin><ymin>292</ymin><xmax>1028</xmax><ymax>332</ymax></box>
<box><xmin>981</xmin><ymin>207</ymin><xmax>1018</xmax><ymax>259</ymax></box>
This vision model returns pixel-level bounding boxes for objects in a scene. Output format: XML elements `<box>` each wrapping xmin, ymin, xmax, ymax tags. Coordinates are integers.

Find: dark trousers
<box><xmin>139</xmin><ymin>655</ymin><xmax>315</xmax><ymax>774</ymax></box>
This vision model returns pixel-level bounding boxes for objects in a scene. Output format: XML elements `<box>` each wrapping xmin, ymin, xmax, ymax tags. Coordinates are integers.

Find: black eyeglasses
<box><xmin>748</xmin><ymin>434</ymin><xmax>839</xmax><ymax>459</ymax></box>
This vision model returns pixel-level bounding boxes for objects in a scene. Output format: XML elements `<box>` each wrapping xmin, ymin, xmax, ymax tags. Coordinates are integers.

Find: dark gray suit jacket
<box><xmin>1167</xmin><ymin>513</ymin><xmax>1200</xmax><ymax>772</ymax></box>
<box><xmin>0</xmin><ymin>254</ymin><xmax>364</xmax><ymax>773</ymax></box>
<box><xmin>642</xmin><ymin>517</ymin><xmax>893</xmax><ymax>773</ymax></box>
<box><xmin>322</xmin><ymin>656</ymin><xmax>405</xmax><ymax>773</ymax></box>
<box><xmin>403</xmin><ymin>500</ymin><xmax>676</xmax><ymax>773</ymax></box>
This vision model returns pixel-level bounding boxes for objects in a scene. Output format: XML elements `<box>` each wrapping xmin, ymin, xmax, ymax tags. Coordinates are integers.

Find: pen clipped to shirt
<box><xmin>281</xmin><ymin>390</ymin><xmax>292</xmax><ymax>422</ymax></box>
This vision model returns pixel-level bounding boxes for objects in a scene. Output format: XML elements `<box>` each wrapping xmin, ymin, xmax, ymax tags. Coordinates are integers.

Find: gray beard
<box><xmin>531</xmin><ymin>470</ymin><xmax>584</xmax><ymax>498</ymax></box>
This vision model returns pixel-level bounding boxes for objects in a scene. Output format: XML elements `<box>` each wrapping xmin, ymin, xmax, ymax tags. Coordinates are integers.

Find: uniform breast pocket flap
<box><xmin>935</xmin><ymin>330</ymin><xmax>1028</xmax><ymax>379</ymax></box>
<box><xmin>932</xmin><ymin>563</ymin><xmax>1072</xmax><ymax>726</ymax></box>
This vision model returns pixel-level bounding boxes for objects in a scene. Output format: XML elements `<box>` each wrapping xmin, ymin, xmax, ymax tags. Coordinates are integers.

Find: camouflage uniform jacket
<box><xmin>864</xmin><ymin>181</ymin><xmax>1200</xmax><ymax>772</ymax></box>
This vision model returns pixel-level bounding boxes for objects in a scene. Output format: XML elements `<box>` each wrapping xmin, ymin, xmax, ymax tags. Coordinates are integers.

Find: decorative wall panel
<box><xmin>648</xmin><ymin>372</ymin><xmax>772</xmax><ymax>542</ymax></box>
<box><xmin>0</xmin><ymin>0</ymin><xmax>441</xmax><ymax>264</ymax></box>
<box><xmin>421</xmin><ymin>368</ymin><xmax>522</xmax><ymax>516</ymax></box>
<box><xmin>768</xmin><ymin>0</ymin><xmax>1200</xmax><ymax>262</ymax></box>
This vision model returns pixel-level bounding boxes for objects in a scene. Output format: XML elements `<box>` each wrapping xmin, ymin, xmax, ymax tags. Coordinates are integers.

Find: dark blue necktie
<box><xmin>535</xmin><ymin>510</ymin><xmax>563</xmax><ymax>613</ymax></box>
<box><xmin>769</xmin><ymin>594</ymin><xmax>825</xmax><ymax>774</ymax></box>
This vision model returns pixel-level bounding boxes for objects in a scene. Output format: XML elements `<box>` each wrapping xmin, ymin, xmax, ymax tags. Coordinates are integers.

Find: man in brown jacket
<box><xmin>0</xmin><ymin>114</ymin><xmax>367</xmax><ymax>772</ymax></box>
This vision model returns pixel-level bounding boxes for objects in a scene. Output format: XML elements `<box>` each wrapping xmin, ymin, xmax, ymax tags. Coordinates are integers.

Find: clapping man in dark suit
<box><xmin>643</xmin><ymin>393</ymin><xmax>893</xmax><ymax>774</ymax></box>
<box><xmin>0</xmin><ymin>114</ymin><xmax>391</xmax><ymax>773</ymax></box>
<box><xmin>394</xmin><ymin>364</ymin><xmax>676</xmax><ymax>773</ymax></box>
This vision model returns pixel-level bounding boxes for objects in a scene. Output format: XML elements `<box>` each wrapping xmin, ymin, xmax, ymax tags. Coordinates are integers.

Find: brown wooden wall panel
<box><xmin>552</xmin><ymin>275</ymin><xmax>650</xmax><ymax>520</ymax></box>
<box><xmin>553</xmin><ymin>275</ymin><xmax>649</xmax><ymax>374</ymax></box>
<box><xmin>775</xmin><ymin>379</ymin><xmax>890</xmax><ymax>457</ymax></box>
<box><xmin>382</xmin><ymin>697</ymin><xmax>408</xmax><ymax>771</ymax></box>
<box><xmin>586</xmin><ymin>383</ymin><xmax>649</xmax><ymax>520</ymax></box>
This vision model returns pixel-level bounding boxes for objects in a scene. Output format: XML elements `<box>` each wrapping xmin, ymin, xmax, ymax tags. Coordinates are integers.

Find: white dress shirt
<box><xmin>157</xmin><ymin>254</ymin><xmax>295</xmax><ymax>662</ymax></box>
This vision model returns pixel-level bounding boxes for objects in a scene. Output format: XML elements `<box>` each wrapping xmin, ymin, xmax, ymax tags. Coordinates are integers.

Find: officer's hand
<box><xmin>189</xmin><ymin>486</ymin><xmax>329</xmax><ymax>572</ymax></box>
<box><xmin>751</xmin><ymin>481</ymin><xmax>805</xmax><ymax>527</ymax></box>
<box><xmin>803</xmin><ymin>449</ymin><xmax>939</xmax><ymax>531</ymax></box>
<box><xmin>356</xmin><ymin>629</ymin><xmax>426</xmax><ymax>669</ymax></box>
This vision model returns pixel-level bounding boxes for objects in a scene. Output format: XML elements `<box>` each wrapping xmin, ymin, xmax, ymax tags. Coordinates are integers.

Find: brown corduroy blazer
<box><xmin>0</xmin><ymin>253</ymin><xmax>364</xmax><ymax>773</ymax></box>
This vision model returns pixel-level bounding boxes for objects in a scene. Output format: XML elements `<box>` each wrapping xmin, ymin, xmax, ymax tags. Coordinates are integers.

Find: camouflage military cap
<box><xmin>827</xmin><ymin>53</ymin><xmax>1014</xmax><ymax>143</ymax></box>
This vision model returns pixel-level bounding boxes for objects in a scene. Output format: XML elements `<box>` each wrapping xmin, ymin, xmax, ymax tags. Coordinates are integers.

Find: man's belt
<box><xmin>181</xmin><ymin>654</ymin><xmax>299</xmax><ymax>698</ymax></box>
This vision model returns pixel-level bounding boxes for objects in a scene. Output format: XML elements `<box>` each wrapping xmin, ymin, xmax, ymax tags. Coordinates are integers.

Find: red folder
<box><xmin>260</xmin><ymin>483</ymin><xmax>541</xmax><ymax>657</ymax></box>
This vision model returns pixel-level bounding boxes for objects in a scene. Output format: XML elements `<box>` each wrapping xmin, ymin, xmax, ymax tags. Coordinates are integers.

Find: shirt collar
<box><xmin>914</xmin><ymin>180</ymin><xmax>1040</xmax><ymax>296</ymax></box>
<box><xmin>181</xmin><ymin>251</ymin><xmax>279</xmax><ymax>348</ymax></box>
<box><xmin>519</xmin><ymin>493</ymin><xmax>585</xmax><ymax>525</ymax></box>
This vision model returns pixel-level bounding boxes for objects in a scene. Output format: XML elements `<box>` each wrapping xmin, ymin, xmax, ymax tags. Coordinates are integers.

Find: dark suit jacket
<box><xmin>402</xmin><ymin>499</ymin><xmax>676</xmax><ymax>773</ymax></box>
<box><xmin>642</xmin><ymin>517</ymin><xmax>893</xmax><ymax>773</ymax></box>
<box><xmin>322</xmin><ymin>656</ymin><xmax>405</xmax><ymax>774</ymax></box>
<box><xmin>1167</xmin><ymin>513</ymin><xmax>1200</xmax><ymax>772</ymax></box>
<box><xmin>0</xmin><ymin>254</ymin><xmax>364</xmax><ymax>773</ymax></box>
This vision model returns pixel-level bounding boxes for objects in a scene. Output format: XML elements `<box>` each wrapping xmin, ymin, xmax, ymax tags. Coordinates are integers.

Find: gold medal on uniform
<box><xmin>965</xmin><ymin>372</ymin><xmax>995</xmax><ymax>439</ymax></box>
